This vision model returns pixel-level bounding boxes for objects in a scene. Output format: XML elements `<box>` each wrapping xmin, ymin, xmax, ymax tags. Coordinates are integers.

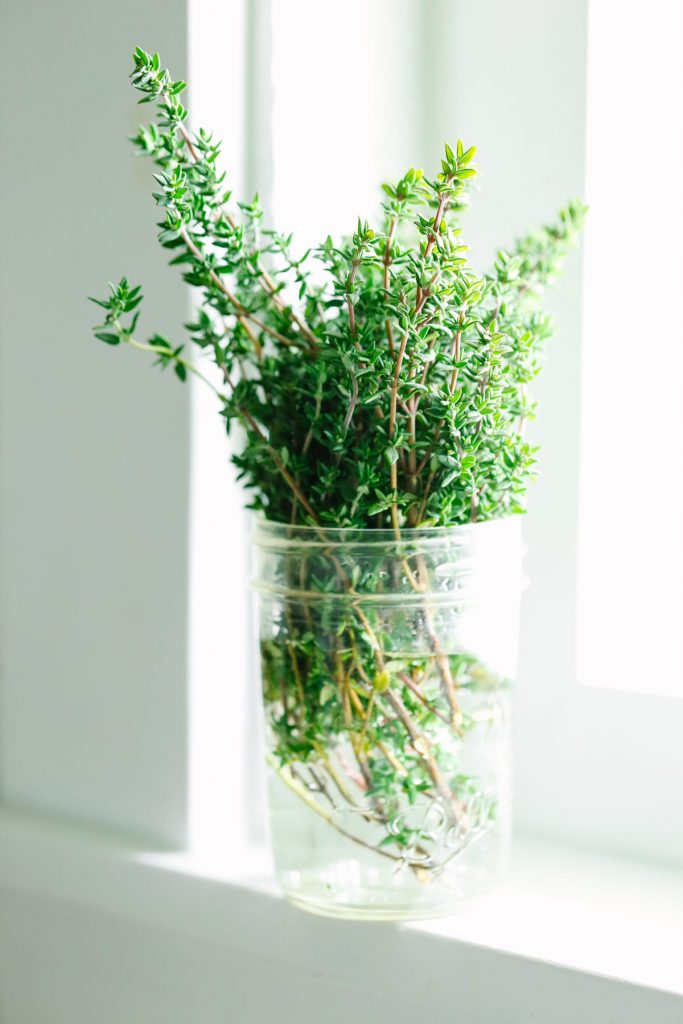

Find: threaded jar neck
<box><xmin>252</xmin><ymin>516</ymin><xmax>524</xmax><ymax>603</ymax></box>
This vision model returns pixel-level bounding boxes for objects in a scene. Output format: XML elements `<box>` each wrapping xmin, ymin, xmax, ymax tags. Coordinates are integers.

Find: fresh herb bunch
<box><xmin>90</xmin><ymin>50</ymin><xmax>585</xmax><ymax>884</ymax></box>
<box><xmin>91</xmin><ymin>48</ymin><xmax>585</xmax><ymax>532</ymax></box>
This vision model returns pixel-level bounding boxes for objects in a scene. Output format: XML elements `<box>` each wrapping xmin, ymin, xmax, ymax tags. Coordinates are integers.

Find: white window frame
<box><xmin>187</xmin><ymin>0</ymin><xmax>269</xmax><ymax>859</ymax></box>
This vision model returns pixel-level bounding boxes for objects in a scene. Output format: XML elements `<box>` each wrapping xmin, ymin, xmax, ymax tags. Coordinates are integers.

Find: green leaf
<box><xmin>441</xmin><ymin>469</ymin><xmax>459</xmax><ymax>488</ymax></box>
<box><xmin>94</xmin><ymin>331</ymin><xmax>121</xmax><ymax>345</ymax></box>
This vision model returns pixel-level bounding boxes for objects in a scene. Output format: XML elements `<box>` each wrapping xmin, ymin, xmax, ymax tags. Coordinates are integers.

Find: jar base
<box><xmin>282</xmin><ymin>881</ymin><xmax>495</xmax><ymax>922</ymax></box>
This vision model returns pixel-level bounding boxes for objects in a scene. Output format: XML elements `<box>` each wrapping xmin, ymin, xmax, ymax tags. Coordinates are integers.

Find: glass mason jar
<box><xmin>253</xmin><ymin>517</ymin><xmax>524</xmax><ymax>920</ymax></box>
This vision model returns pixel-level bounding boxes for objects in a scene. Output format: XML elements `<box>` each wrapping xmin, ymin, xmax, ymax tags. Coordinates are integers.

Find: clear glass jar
<box><xmin>253</xmin><ymin>518</ymin><xmax>524</xmax><ymax>920</ymax></box>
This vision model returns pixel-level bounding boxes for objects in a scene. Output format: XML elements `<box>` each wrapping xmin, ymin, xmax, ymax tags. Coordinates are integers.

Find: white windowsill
<box><xmin>0</xmin><ymin>807</ymin><xmax>681</xmax><ymax>1022</ymax></box>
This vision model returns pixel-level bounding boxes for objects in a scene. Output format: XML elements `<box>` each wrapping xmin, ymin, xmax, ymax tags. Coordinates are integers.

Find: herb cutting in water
<box><xmin>90</xmin><ymin>48</ymin><xmax>584</xmax><ymax>912</ymax></box>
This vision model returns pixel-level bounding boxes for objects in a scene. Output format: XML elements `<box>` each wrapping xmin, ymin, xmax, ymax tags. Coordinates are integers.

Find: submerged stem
<box><xmin>270</xmin><ymin>756</ymin><xmax>435</xmax><ymax>870</ymax></box>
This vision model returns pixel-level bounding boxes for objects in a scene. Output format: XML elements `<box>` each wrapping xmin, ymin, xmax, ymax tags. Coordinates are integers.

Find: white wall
<box><xmin>0</xmin><ymin>0</ymin><xmax>192</xmax><ymax>844</ymax></box>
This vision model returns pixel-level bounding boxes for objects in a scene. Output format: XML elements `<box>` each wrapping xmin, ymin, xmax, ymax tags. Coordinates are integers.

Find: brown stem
<box><xmin>393</xmin><ymin>188</ymin><xmax>452</xmax><ymax>519</ymax></box>
<box><xmin>286</xmin><ymin>643</ymin><xmax>305</xmax><ymax>706</ymax></box>
<box><xmin>383</xmin><ymin>216</ymin><xmax>397</xmax><ymax>358</ymax></box>
<box><xmin>382</xmin><ymin>688</ymin><xmax>458</xmax><ymax>823</ymax></box>
<box><xmin>180</xmin><ymin>228</ymin><xmax>302</xmax><ymax>354</ymax></box>
<box><xmin>375</xmin><ymin>740</ymin><xmax>408</xmax><ymax>777</ymax></box>
<box><xmin>383</xmin><ymin>217</ymin><xmax>397</xmax><ymax>293</ymax></box>
<box><xmin>415</xmin><ymin>424</ymin><xmax>441</xmax><ymax>478</ymax></box>
<box><xmin>335</xmin><ymin>745</ymin><xmax>368</xmax><ymax>791</ymax></box>
<box><xmin>337</xmin><ymin>258</ymin><xmax>365</xmax><ymax>439</ymax></box>
<box><xmin>301</xmin><ymin>370</ymin><xmax>325</xmax><ymax>455</ymax></box>
<box><xmin>256</xmin><ymin>263</ymin><xmax>318</xmax><ymax>350</ymax></box>
<box><xmin>238</xmin><ymin>405</ymin><xmax>319</xmax><ymax>522</ymax></box>
<box><xmin>413</xmin><ymin>310</ymin><xmax>466</xmax><ymax>518</ymax></box>
<box><xmin>388</xmin><ymin>330</ymin><xmax>410</xmax><ymax>535</ymax></box>
<box><xmin>314</xmin><ymin>745</ymin><xmax>363</xmax><ymax>809</ymax></box>
<box><xmin>388</xmin><ymin>335</ymin><xmax>409</xmax><ymax>433</ymax></box>
<box><xmin>424</xmin><ymin>194</ymin><xmax>449</xmax><ymax>260</ymax></box>
<box><xmin>398</xmin><ymin>671</ymin><xmax>451</xmax><ymax>725</ymax></box>
<box><xmin>415</xmin><ymin>187</ymin><xmax>450</xmax><ymax>308</ymax></box>
<box><xmin>307</xmin><ymin>765</ymin><xmax>337</xmax><ymax>810</ymax></box>
<box><xmin>217</xmin><ymin>364</ymin><xmax>322</xmax><ymax>531</ymax></box>
<box><xmin>355</xmin><ymin>520</ymin><xmax>461</xmax><ymax>731</ymax></box>
<box><xmin>413</xmin><ymin>467</ymin><xmax>436</xmax><ymax>524</ymax></box>
<box><xmin>407</xmin><ymin>398</ymin><xmax>418</xmax><ymax>493</ymax></box>
<box><xmin>279</xmin><ymin>762</ymin><xmax>433</xmax><ymax>868</ymax></box>
<box><xmin>448</xmin><ymin>315</ymin><xmax>464</xmax><ymax>394</ymax></box>
<box><xmin>415</xmin><ymin>270</ymin><xmax>440</xmax><ymax>316</ymax></box>
<box><xmin>334</xmin><ymin>651</ymin><xmax>384</xmax><ymax>806</ymax></box>
<box><xmin>385</xmin><ymin>320</ymin><xmax>396</xmax><ymax>359</ymax></box>
<box><xmin>171</xmin><ymin>107</ymin><xmax>318</xmax><ymax>351</ymax></box>
<box><xmin>348</xmin><ymin>631</ymin><xmax>459</xmax><ymax>814</ymax></box>
<box><xmin>413</xmin><ymin>552</ymin><xmax>463</xmax><ymax>729</ymax></box>
<box><xmin>345</xmin><ymin>256</ymin><xmax>361</xmax><ymax>338</ymax></box>
<box><xmin>342</xmin><ymin>376</ymin><xmax>359</xmax><ymax>435</ymax></box>
<box><xmin>178</xmin><ymin>121</ymin><xmax>200</xmax><ymax>162</ymax></box>
<box><xmin>340</xmin><ymin>645</ymin><xmax>453</xmax><ymax>861</ymax></box>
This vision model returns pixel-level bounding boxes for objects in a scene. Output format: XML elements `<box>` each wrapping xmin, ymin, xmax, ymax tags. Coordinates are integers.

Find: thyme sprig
<box><xmin>92</xmin><ymin>47</ymin><xmax>585</xmax><ymax>531</ymax></box>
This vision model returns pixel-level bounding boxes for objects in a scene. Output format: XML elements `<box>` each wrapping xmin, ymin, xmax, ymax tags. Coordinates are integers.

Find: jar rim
<box><xmin>252</xmin><ymin>514</ymin><xmax>523</xmax><ymax>550</ymax></box>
